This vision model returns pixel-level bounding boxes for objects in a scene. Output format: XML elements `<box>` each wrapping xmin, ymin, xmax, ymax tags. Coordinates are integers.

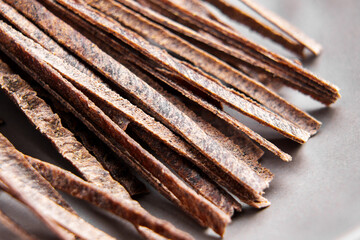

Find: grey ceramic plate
<box><xmin>1</xmin><ymin>0</ymin><xmax>359</xmax><ymax>239</ymax></box>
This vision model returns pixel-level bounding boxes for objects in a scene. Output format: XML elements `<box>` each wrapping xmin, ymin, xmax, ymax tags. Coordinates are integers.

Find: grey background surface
<box><xmin>0</xmin><ymin>0</ymin><xmax>359</xmax><ymax>239</ymax></box>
